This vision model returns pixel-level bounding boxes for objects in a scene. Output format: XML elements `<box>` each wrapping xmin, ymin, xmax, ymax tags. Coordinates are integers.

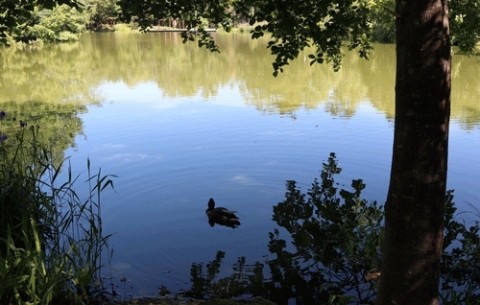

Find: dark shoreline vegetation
<box><xmin>0</xmin><ymin>111</ymin><xmax>115</xmax><ymax>305</ymax></box>
<box><xmin>178</xmin><ymin>154</ymin><xmax>480</xmax><ymax>305</ymax></box>
<box><xmin>1</xmin><ymin>106</ymin><xmax>479</xmax><ymax>304</ymax></box>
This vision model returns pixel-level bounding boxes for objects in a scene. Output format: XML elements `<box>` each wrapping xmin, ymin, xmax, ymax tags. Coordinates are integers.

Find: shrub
<box><xmin>26</xmin><ymin>4</ymin><xmax>86</xmax><ymax>43</ymax></box>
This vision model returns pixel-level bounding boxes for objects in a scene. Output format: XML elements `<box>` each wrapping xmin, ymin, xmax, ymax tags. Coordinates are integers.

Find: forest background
<box><xmin>1</xmin><ymin>0</ymin><xmax>477</xmax><ymax>51</ymax></box>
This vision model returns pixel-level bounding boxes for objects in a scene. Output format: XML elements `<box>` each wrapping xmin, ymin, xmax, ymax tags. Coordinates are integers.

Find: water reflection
<box><xmin>185</xmin><ymin>154</ymin><xmax>479</xmax><ymax>304</ymax></box>
<box><xmin>0</xmin><ymin>101</ymin><xmax>84</xmax><ymax>165</ymax></box>
<box><xmin>187</xmin><ymin>251</ymin><xmax>264</xmax><ymax>299</ymax></box>
<box><xmin>1</xmin><ymin>33</ymin><xmax>479</xmax><ymax>298</ymax></box>
<box><xmin>1</xmin><ymin>33</ymin><xmax>479</xmax><ymax>126</ymax></box>
<box><xmin>187</xmin><ymin>153</ymin><xmax>382</xmax><ymax>304</ymax></box>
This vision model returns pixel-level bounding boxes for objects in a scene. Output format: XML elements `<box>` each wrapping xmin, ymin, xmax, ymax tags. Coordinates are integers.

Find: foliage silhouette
<box><xmin>265</xmin><ymin>153</ymin><xmax>382</xmax><ymax>304</ymax></box>
<box><xmin>184</xmin><ymin>153</ymin><xmax>479</xmax><ymax>304</ymax></box>
<box><xmin>186</xmin><ymin>250</ymin><xmax>264</xmax><ymax>300</ymax></box>
<box><xmin>440</xmin><ymin>191</ymin><xmax>480</xmax><ymax>303</ymax></box>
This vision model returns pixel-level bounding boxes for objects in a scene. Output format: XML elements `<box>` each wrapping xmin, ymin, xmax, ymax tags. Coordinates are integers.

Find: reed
<box><xmin>0</xmin><ymin>114</ymin><xmax>114</xmax><ymax>305</ymax></box>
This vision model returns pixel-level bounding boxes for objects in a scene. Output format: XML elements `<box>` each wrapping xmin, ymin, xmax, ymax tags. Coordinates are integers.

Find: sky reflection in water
<box><xmin>64</xmin><ymin>78</ymin><xmax>480</xmax><ymax>297</ymax></box>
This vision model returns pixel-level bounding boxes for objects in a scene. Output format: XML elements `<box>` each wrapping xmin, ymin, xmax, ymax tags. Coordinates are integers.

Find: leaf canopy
<box><xmin>118</xmin><ymin>0</ymin><xmax>373</xmax><ymax>74</ymax></box>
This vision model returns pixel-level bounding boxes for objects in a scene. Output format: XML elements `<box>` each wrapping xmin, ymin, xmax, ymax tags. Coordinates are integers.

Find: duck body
<box><xmin>206</xmin><ymin>198</ymin><xmax>240</xmax><ymax>228</ymax></box>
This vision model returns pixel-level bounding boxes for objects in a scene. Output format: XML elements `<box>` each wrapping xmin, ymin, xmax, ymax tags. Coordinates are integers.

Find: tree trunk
<box><xmin>376</xmin><ymin>0</ymin><xmax>451</xmax><ymax>304</ymax></box>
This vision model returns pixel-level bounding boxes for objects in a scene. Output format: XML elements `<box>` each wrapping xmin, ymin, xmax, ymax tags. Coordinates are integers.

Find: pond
<box><xmin>1</xmin><ymin>32</ymin><xmax>479</xmax><ymax>298</ymax></box>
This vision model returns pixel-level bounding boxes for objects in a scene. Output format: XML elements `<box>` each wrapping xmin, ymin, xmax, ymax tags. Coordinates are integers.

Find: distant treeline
<box><xmin>0</xmin><ymin>0</ymin><xmax>396</xmax><ymax>44</ymax></box>
<box><xmin>4</xmin><ymin>0</ymin><xmax>479</xmax><ymax>49</ymax></box>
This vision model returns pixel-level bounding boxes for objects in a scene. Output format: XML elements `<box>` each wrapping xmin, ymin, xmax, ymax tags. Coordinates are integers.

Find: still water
<box><xmin>1</xmin><ymin>32</ymin><xmax>479</xmax><ymax>297</ymax></box>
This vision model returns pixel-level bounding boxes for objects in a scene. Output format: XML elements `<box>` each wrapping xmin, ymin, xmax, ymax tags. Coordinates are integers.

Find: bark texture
<box><xmin>376</xmin><ymin>0</ymin><xmax>451</xmax><ymax>304</ymax></box>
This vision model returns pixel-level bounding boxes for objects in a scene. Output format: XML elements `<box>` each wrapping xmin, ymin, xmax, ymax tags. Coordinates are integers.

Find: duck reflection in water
<box><xmin>206</xmin><ymin>198</ymin><xmax>240</xmax><ymax>228</ymax></box>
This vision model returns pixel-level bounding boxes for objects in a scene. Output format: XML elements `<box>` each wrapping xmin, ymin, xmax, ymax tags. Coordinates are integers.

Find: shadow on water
<box><xmin>181</xmin><ymin>153</ymin><xmax>480</xmax><ymax>305</ymax></box>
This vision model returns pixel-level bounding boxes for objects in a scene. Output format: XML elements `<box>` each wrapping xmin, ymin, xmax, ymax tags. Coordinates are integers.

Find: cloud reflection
<box><xmin>102</xmin><ymin>153</ymin><xmax>163</xmax><ymax>164</ymax></box>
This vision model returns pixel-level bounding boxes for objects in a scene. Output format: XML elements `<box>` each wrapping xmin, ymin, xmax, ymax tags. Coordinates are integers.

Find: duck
<box><xmin>205</xmin><ymin>198</ymin><xmax>240</xmax><ymax>228</ymax></box>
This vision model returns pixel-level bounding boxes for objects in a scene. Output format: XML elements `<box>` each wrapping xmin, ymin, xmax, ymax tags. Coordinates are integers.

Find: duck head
<box><xmin>207</xmin><ymin>198</ymin><xmax>215</xmax><ymax>211</ymax></box>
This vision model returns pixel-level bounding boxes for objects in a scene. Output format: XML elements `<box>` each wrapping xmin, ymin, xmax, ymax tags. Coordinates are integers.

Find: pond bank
<box><xmin>116</xmin><ymin>296</ymin><xmax>276</xmax><ymax>305</ymax></box>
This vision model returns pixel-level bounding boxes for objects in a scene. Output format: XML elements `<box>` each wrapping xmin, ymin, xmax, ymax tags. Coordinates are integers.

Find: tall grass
<box><xmin>0</xmin><ymin>113</ymin><xmax>114</xmax><ymax>305</ymax></box>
